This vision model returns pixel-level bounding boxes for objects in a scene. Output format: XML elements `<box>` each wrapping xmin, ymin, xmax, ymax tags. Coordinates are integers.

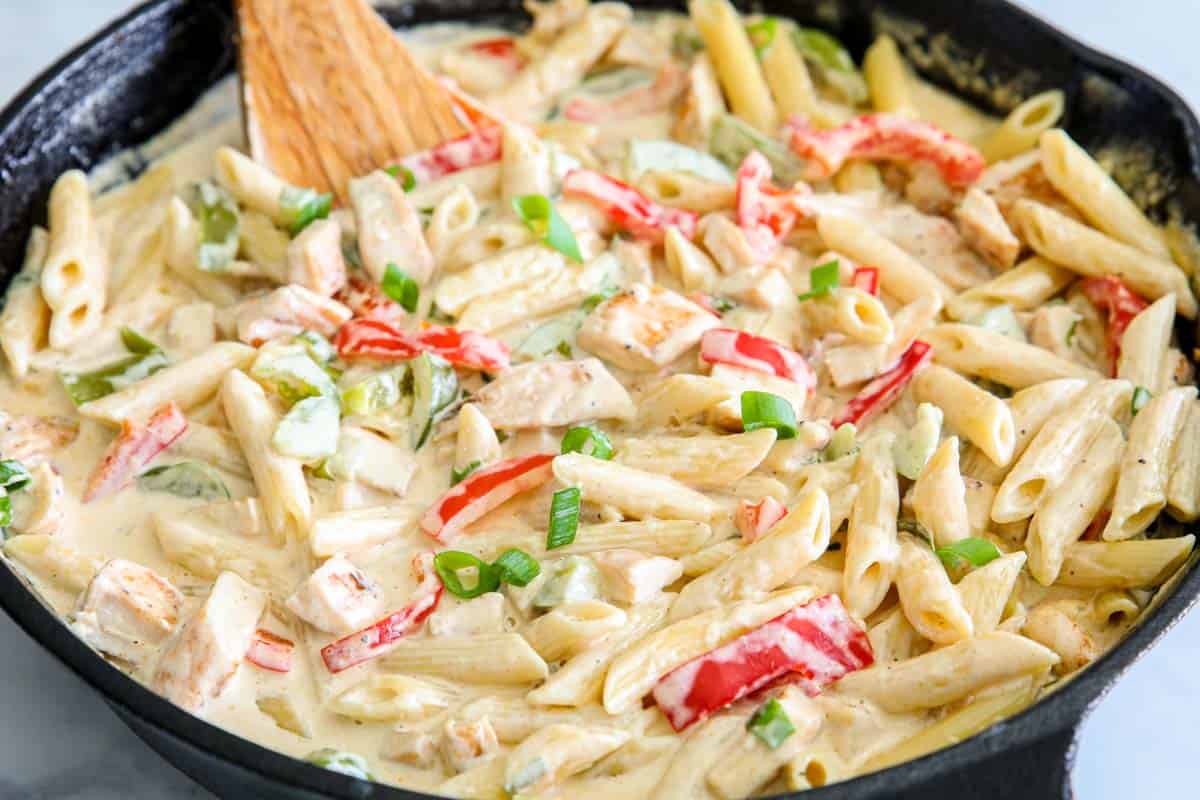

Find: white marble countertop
<box><xmin>1</xmin><ymin>0</ymin><xmax>1198</xmax><ymax>797</ymax></box>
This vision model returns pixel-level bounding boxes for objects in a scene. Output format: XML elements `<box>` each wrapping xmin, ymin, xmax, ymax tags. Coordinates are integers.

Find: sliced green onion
<box><xmin>935</xmin><ymin>537</ymin><xmax>1002</xmax><ymax>571</ymax></box>
<box><xmin>1131</xmin><ymin>386</ymin><xmax>1152</xmax><ymax>415</ymax></box>
<box><xmin>119</xmin><ymin>326</ymin><xmax>162</xmax><ymax>355</ymax></box>
<box><xmin>793</xmin><ymin>27</ymin><xmax>856</xmax><ymax>73</ymax></box>
<box><xmin>279</xmin><ymin>186</ymin><xmax>333</xmax><ymax>236</ymax></box>
<box><xmin>740</xmin><ymin>391</ymin><xmax>798</xmax><ymax>439</ymax></box>
<box><xmin>547</xmin><ymin>487</ymin><xmax>581</xmax><ymax>550</ymax></box>
<box><xmin>820</xmin><ymin>422</ymin><xmax>857</xmax><ymax>462</ymax></box>
<box><xmin>451</xmin><ymin>460</ymin><xmax>481</xmax><ymax>486</ymax></box>
<box><xmin>513</xmin><ymin>194</ymin><xmax>583</xmax><ymax>263</ymax></box>
<box><xmin>433</xmin><ymin>550</ymin><xmax>501</xmax><ymax>599</ymax></box>
<box><xmin>711</xmin><ymin>296</ymin><xmax>737</xmax><ymax>313</ymax></box>
<box><xmin>0</xmin><ymin>493</ymin><xmax>10</xmax><ymax>528</ymax></box>
<box><xmin>561</xmin><ymin>426</ymin><xmax>615</xmax><ymax>460</ymax></box>
<box><xmin>1065</xmin><ymin>318</ymin><xmax>1079</xmax><ymax>348</ymax></box>
<box><xmin>59</xmin><ymin>351</ymin><xmax>170</xmax><ymax>405</ymax></box>
<box><xmin>492</xmin><ymin>548</ymin><xmax>541</xmax><ymax>587</ymax></box>
<box><xmin>186</xmin><ymin>180</ymin><xmax>240</xmax><ymax>271</ymax></box>
<box><xmin>303</xmin><ymin>749</ymin><xmax>374</xmax><ymax>781</ymax></box>
<box><xmin>386</xmin><ymin>164</ymin><xmax>417</xmax><ymax>192</ymax></box>
<box><xmin>745</xmin><ymin>17</ymin><xmax>779</xmax><ymax>58</ymax></box>
<box><xmin>427</xmin><ymin>301</ymin><xmax>454</xmax><ymax>324</ymax></box>
<box><xmin>672</xmin><ymin>30</ymin><xmax>705</xmax><ymax>59</ymax></box>
<box><xmin>296</xmin><ymin>330</ymin><xmax>336</xmax><ymax>364</ymax></box>
<box><xmin>897</xmin><ymin>517</ymin><xmax>934</xmax><ymax>548</ymax></box>
<box><xmin>747</xmin><ymin>698</ymin><xmax>795</xmax><ymax>749</ymax></box>
<box><xmin>0</xmin><ymin>460</ymin><xmax>32</xmax><ymax>492</ymax></box>
<box><xmin>797</xmin><ymin>260</ymin><xmax>840</xmax><ymax>301</ymax></box>
<box><xmin>137</xmin><ymin>462</ymin><xmax>230</xmax><ymax>501</ymax></box>
<box><xmin>582</xmin><ymin>288</ymin><xmax>618</xmax><ymax>312</ymax></box>
<box><xmin>555</xmin><ymin>340</ymin><xmax>573</xmax><ymax>358</ymax></box>
<box><xmin>382</xmin><ymin>263</ymin><xmax>420</xmax><ymax>313</ymax></box>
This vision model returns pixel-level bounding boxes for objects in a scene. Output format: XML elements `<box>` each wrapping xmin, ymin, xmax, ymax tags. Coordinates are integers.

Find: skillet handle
<box><xmin>892</xmin><ymin>722</ymin><xmax>1078</xmax><ymax>800</ymax></box>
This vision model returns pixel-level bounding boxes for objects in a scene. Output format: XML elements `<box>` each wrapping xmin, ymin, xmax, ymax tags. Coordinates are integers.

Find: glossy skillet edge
<box><xmin>0</xmin><ymin>1</ymin><xmax>1196</xmax><ymax>799</ymax></box>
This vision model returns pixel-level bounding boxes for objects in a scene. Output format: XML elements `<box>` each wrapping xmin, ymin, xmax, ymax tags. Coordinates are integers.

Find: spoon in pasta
<box><xmin>235</xmin><ymin>0</ymin><xmax>471</xmax><ymax>203</ymax></box>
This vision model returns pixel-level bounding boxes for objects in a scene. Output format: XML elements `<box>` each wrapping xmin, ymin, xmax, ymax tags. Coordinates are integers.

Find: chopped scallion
<box><xmin>740</xmin><ymin>391</ymin><xmax>798</xmax><ymax>439</ymax></box>
<box><xmin>1131</xmin><ymin>386</ymin><xmax>1152</xmax><ymax>415</ymax></box>
<box><xmin>279</xmin><ymin>186</ymin><xmax>333</xmax><ymax>236</ymax></box>
<box><xmin>186</xmin><ymin>180</ymin><xmax>240</xmax><ymax>271</ymax></box>
<box><xmin>513</xmin><ymin>194</ymin><xmax>583</xmax><ymax>263</ymax></box>
<box><xmin>433</xmin><ymin>550</ymin><xmax>501</xmax><ymax>599</ymax></box>
<box><xmin>119</xmin><ymin>326</ymin><xmax>162</xmax><ymax>355</ymax></box>
<box><xmin>451</xmin><ymin>460</ymin><xmax>481</xmax><ymax>486</ymax></box>
<box><xmin>547</xmin><ymin>487</ymin><xmax>581</xmax><ymax>550</ymax></box>
<box><xmin>560</xmin><ymin>426</ymin><xmax>615</xmax><ymax>460</ymax></box>
<box><xmin>745</xmin><ymin>17</ymin><xmax>779</xmax><ymax>58</ymax></box>
<box><xmin>797</xmin><ymin>260</ymin><xmax>840</xmax><ymax>301</ymax></box>
<box><xmin>0</xmin><ymin>460</ymin><xmax>32</xmax><ymax>492</ymax></box>
<box><xmin>386</xmin><ymin>164</ymin><xmax>417</xmax><ymax>192</ymax></box>
<box><xmin>935</xmin><ymin>537</ymin><xmax>1002</xmax><ymax>571</ymax></box>
<box><xmin>382</xmin><ymin>263</ymin><xmax>420</xmax><ymax>313</ymax></box>
<box><xmin>492</xmin><ymin>548</ymin><xmax>541</xmax><ymax>587</ymax></box>
<box><xmin>747</xmin><ymin>698</ymin><xmax>795</xmax><ymax>749</ymax></box>
<box><xmin>0</xmin><ymin>493</ymin><xmax>10</xmax><ymax>529</ymax></box>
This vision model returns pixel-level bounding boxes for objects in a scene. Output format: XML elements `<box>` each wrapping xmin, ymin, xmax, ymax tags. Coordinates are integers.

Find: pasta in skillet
<box><xmin>1</xmin><ymin>0</ymin><xmax>1196</xmax><ymax>796</ymax></box>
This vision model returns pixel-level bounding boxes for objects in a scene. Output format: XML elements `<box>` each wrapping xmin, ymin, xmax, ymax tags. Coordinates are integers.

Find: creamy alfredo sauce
<box><xmin>0</xmin><ymin>5</ymin><xmax>1185</xmax><ymax>799</ymax></box>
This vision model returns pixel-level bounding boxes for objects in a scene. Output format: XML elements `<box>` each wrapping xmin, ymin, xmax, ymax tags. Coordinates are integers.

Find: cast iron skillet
<box><xmin>1</xmin><ymin>1</ymin><xmax>1198</xmax><ymax>797</ymax></box>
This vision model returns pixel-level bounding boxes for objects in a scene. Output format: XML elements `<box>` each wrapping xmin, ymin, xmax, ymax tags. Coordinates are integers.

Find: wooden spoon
<box><xmin>236</xmin><ymin>0</ymin><xmax>470</xmax><ymax>202</ymax></box>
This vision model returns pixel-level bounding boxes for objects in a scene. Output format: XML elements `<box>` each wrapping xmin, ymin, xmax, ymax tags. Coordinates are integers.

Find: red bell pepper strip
<box><xmin>465</xmin><ymin>37</ymin><xmax>526</xmax><ymax>72</ymax></box>
<box><xmin>1080</xmin><ymin>275</ymin><xmax>1150</xmax><ymax>375</ymax></box>
<box><xmin>735</xmin><ymin>496</ymin><xmax>788</xmax><ymax>544</ymax></box>
<box><xmin>735</xmin><ymin>150</ymin><xmax>802</xmax><ymax>261</ymax></box>
<box><xmin>652</xmin><ymin>593</ymin><xmax>873</xmax><ymax>731</ymax></box>
<box><xmin>334</xmin><ymin>274</ymin><xmax>408</xmax><ymax>327</ymax></box>
<box><xmin>564</xmin><ymin>64</ymin><xmax>686</xmax><ymax>123</ymax></box>
<box><xmin>851</xmin><ymin>267</ymin><xmax>880</xmax><ymax>296</ymax></box>
<box><xmin>786</xmin><ymin>113</ymin><xmax>986</xmax><ymax>187</ymax></box>
<box><xmin>700</xmin><ymin>328</ymin><xmax>816</xmax><ymax>391</ymax></box>
<box><xmin>335</xmin><ymin>318</ymin><xmax>511</xmax><ymax>372</ymax></box>
<box><xmin>562</xmin><ymin>169</ymin><xmax>698</xmax><ymax>243</ymax></box>
<box><xmin>246</xmin><ymin>630</ymin><xmax>295</xmax><ymax>673</ymax></box>
<box><xmin>321</xmin><ymin>553</ymin><xmax>444</xmax><ymax>673</ymax></box>
<box><xmin>83</xmin><ymin>402</ymin><xmax>188</xmax><ymax>503</ymax></box>
<box><xmin>394</xmin><ymin>126</ymin><xmax>503</xmax><ymax>184</ymax></box>
<box><xmin>420</xmin><ymin>453</ymin><xmax>555</xmax><ymax>542</ymax></box>
<box><xmin>831</xmin><ymin>340</ymin><xmax>932</xmax><ymax>428</ymax></box>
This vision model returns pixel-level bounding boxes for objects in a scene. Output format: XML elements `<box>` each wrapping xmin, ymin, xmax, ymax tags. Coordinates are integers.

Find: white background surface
<box><xmin>0</xmin><ymin>0</ymin><xmax>1197</xmax><ymax>797</ymax></box>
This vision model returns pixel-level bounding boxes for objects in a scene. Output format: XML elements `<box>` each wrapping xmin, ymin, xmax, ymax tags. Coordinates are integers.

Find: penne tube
<box><xmin>329</xmin><ymin>673</ymin><xmax>456</xmax><ymax>722</ymax></box>
<box><xmin>867</xmin><ymin>606</ymin><xmax>924</xmax><ymax>664</ymax></box>
<box><xmin>500</xmin><ymin>123</ymin><xmax>553</xmax><ymax>201</ymax></box>
<box><xmin>425</xmin><ymin>185</ymin><xmax>480</xmax><ymax>265</ymax></box>
<box><xmin>382</xmin><ymin>633</ymin><xmax>549</xmax><ymax>684</ymax></box>
<box><xmin>435</xmin><ymin>243</ymin><xmax>565</xmax><ymax>316</ymax></box>
<box><xmin>804</xmin><ymin>288</ymin><xmax>894</xmax><ymax>344</ymax></box>
<box><xmin>80</xmin><ymin>342</ymin><xmax>255</xmax><ymax>426</ymax></box>
<box><xmin>955</xmin><ymin>551</ymin><xmax>1027</xmax><ymax>635</ymax></box>
<box><xmin>678</xmin><ymin>539</ymin><xmax>742</xmax><ymax>577</ymax></box>
<box><xmin>42</xmin><ymin>170</ymin><xmax>107</xmax><ymax>349</ymax></box>
<box><xmin>914</xmin><ymin>365</ymin><xmax>1015</xmax><ymax>466</ymax></box>
<box><xmin>1026</xmin><ymin>417</ymin><xmax>1123</xmax><ymax>585</ymax></box>
<box><xmin>825</xmin><ymin>295</ymin><xmax>941</xmax><ymax>388</ymax></box>
<box><xmin>817</xmin><ymin>213</ymin><xmax>953</xmax><ymax>306</ymax></box>
<box><xmin>705</xmin><ymin>689</ymin><xmax>821</xmax><ymax>798</ymax></box>
<box><xmin>1116</xmin><ymin>293</ymin><xmax>1175</xmax><ymax>394</ymax></box>
<box><xmin>310</xmin><ymin>504</ymin><xmax>423</xmax><ymax>558</ymax></box>
<box><xmin>663</xmin><ymin>224</ymin><xmax>721</xmax><ymax>292</ymax></box>
<box><xmin>215</xmin><ymin>146</ymin><xmax>289</xmax><ymax>221</ymax></box>
<box><xmin>910</xmin><ymin>437</ymin><xmax>970</xmax><ymax>546</ymax></box>
<box><xmin>1166</xmin><ymin>400</ymin><xmax>1200</xmax><ymax>522</ymax></box>
<box><xmin>0</xmin><ymin>227</ymin><xmax>51</xmax><ymax>379</ymax></box>
<box><xmin>843</xmin><ymin>436</ymin><xmax>900</xmax><ymax>618</ymax></box>
<box><xmin>652</xmin><ymin>714</ymin><xmax>749</xmax><ymax>800</ymax></box>
<box><xmin>1056</xmin><ymin>537</ymin><xmax>1195</xmax><ymax>589</ymax></box>
<box><xmin>615</xmin><ymin>429</ymin><xmax>776</xmax><ymax>488</ymax></box>
<box><xmin>1103</xmin><ymin>386</ymin><xmax>1196</xmax><ymax>541</ymax></box>
<box><xmin>603</xmin><ymin>586</ymin><xmax>818</xmax><ymax>713</ymax></box>
<box><xmin>637</xmin><ymin>374</ymin><xmax>732</xmax><ymax>427</ymax></box>
<box><xmin>836</xmin><ymin>632</ymin><xmax>1059</xmax><ymax>713</ymax></box>
<box><xmin>220</xmin><ymin>369</ymin><xmax>312</xmax><ymax>541</ymax></box>
<box><xmin>947</xmin><ymin>256</ymin><xmax>1076</xmax><ymax>321</ymax></box>
<box><xmin>521</xmin><ymin>600</ymin><xmax>628</xmax><ymax>661</ymax></box>
<box><xmin>553</xmin><ymin>453</ymin><xmax>720</xmax><ymax>522</ymax></box>
<box><xmin>457</xmin><ymin>253</ymin><xmax>613</xmax><ymax>332</ymax></box>
<box><xmin>669</xmin><ymin>488</ymin><xmax>830</xmax><ymax>620</ymax></box>
<box><xmin>1011</xmin><ymin>199</ymin><xmax>1196</xmax><ymax>318</ymax></box>
<box><xmin>978</xmin><ymin>91</ymin><xmax>1064</xmax><ymax>163</ymax></box>
<box><xmin>759</xmin><ymin>24</ymin><xmax>834</xmax><ymax>127</ymax></box>
<box><xmin>863</xmin><ymin>35</ymin><xmax>915</xmax><ymax>117</ymax></box>
<box><xmin>690</xmin><ymin>0</ymin><xmax>777</xmax><ymax>133</ymax></box>
<box><xmin>895</xmin><ymin>536</ymin><xmax>974</xmax><ymax>644</ymax></box>
<box><xmin>924</xmin><ymin>323</ymin><xmax>1100</xmax><ymax>389</ymax></box>
<box><xmin>153</xmin><ymin>510</ymin><xmax>291</xmax><ymax>597</ymax></box>
<box><xmin>991</xmin><ymin>379</ymin><xmax>1131</xmax><ymax>522</ymax></box>
<box><xmin>506</xmin><ymin>724</ymin><xmax>631</xmax><ymax>796</ymax></box>
<box><xmin>1039</xmin><ymin>129</ymin><xmax>1170</xmax><ymax>259</ymax></box>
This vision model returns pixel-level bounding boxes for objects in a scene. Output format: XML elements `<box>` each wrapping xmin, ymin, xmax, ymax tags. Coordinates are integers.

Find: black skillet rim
<box><xmin>0</xmin><ymin>0</ymin><xmax>1197</xmax><ymax>797</ymax></box>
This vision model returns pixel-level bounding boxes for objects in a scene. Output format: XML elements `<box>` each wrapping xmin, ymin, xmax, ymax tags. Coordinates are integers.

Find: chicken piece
<box><xmin>719</xmin><ymin>266</ymin><xmax>793</xmax><ymax>310</ymax></box>
<box><xmin>233</xmin><ymin>285</ymin><xmax>352</xmax><ymax>347</ymax></box>
<box><xmin>590</xmin><ymin>549</ymin><xmax>683</xmax><ymax>604</ymax></box>
<box><xmin>3</xmin><ymin>534</ymin><xmax>103</xmax><ymax>593</ymax></box>
<box><xmin>152</xmin><ymin>571</ymin><xmax>267</xmax><ymax>715</ymax></box>
<box><xmin>578</xmin><ymin>284</ymin><xmax>718</xmax><ymax>371</ymax></box>
<box><xmin>0</xmin><ymin>412</ymin><xmax>79</xmax><ymax>464</ymax></box>
<box><xmin>903</xmin><ymin>161</ymin><xmax>957</xmax><ymax>216</ymax></box>
<box><xmin>382</xmin><ymin>726</ymin><xmax>439</xmax><ymax>768</ymax></box>
<box><xmin>349</xmin><ymin>170</ymin><xmax>435</xmax><ymax>284</ymax></box>
<box><xmin>287</xmin><ymin>218</ymin><xmax>347</xmax><ymax>297</ymax></box>
<box><xmin>442</xmin><ymin>717</ymin><xmax>500</xmax><ymax>773</ymax></box>
<box><xmin>473</xmin><ymin>358</ymin><xmax>635</xmax><ymax>429</ymax></box>
<box><xmin>1022</xmin><ymin>601</ymin><xmax>1097</xmax><ymax>674</ymax></box>
<box><xmin>428</xmin><ymin>593</ymin><xmax>511</xmax><ymax>638</ymax></box>
<box><xmin>70</xmin><ymin>558</ymin><xmax>183</xmax><ymax>663</ymax></box>
<box><xmin>955</xmin><ymin>187</ymin><xmax>1021</xmax><ymax>269</ymax></box>
<box><xmin>1030</xmin><ymin>303</ymin><xmax>1082</xmax><ymax>361</ymax></box>
<box><xmin>871</xmin><ymin>205</ymin><xmax>992</xmax><ymax>291</ymax></box>
<box><xmin>700</xmin><ymin>213</ymin><xmax>758</xmax><ymax>273</ymax></box>
<box><xmin>673</xmin><ymin>55</ymin><xmax>726</xmax><ymax>149</ymax></box>
<box><xmin>9</xmin><ymin>463</ymin><xmax>65</xmax><ymax>537</ymax></box>
<box><xmin>323</xmin><ymin>426</ymin><xmax>417</xmax><ymax>496</ymax></box>
<box><xmin>285</xmin><ymin>555</ymin><xmax>387</xmax><ymax>636</ymax></box>
<box><xmin>706</xmin><ymin>363</ymin><xmax>809</xmax><ymax>430</ymax></box>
